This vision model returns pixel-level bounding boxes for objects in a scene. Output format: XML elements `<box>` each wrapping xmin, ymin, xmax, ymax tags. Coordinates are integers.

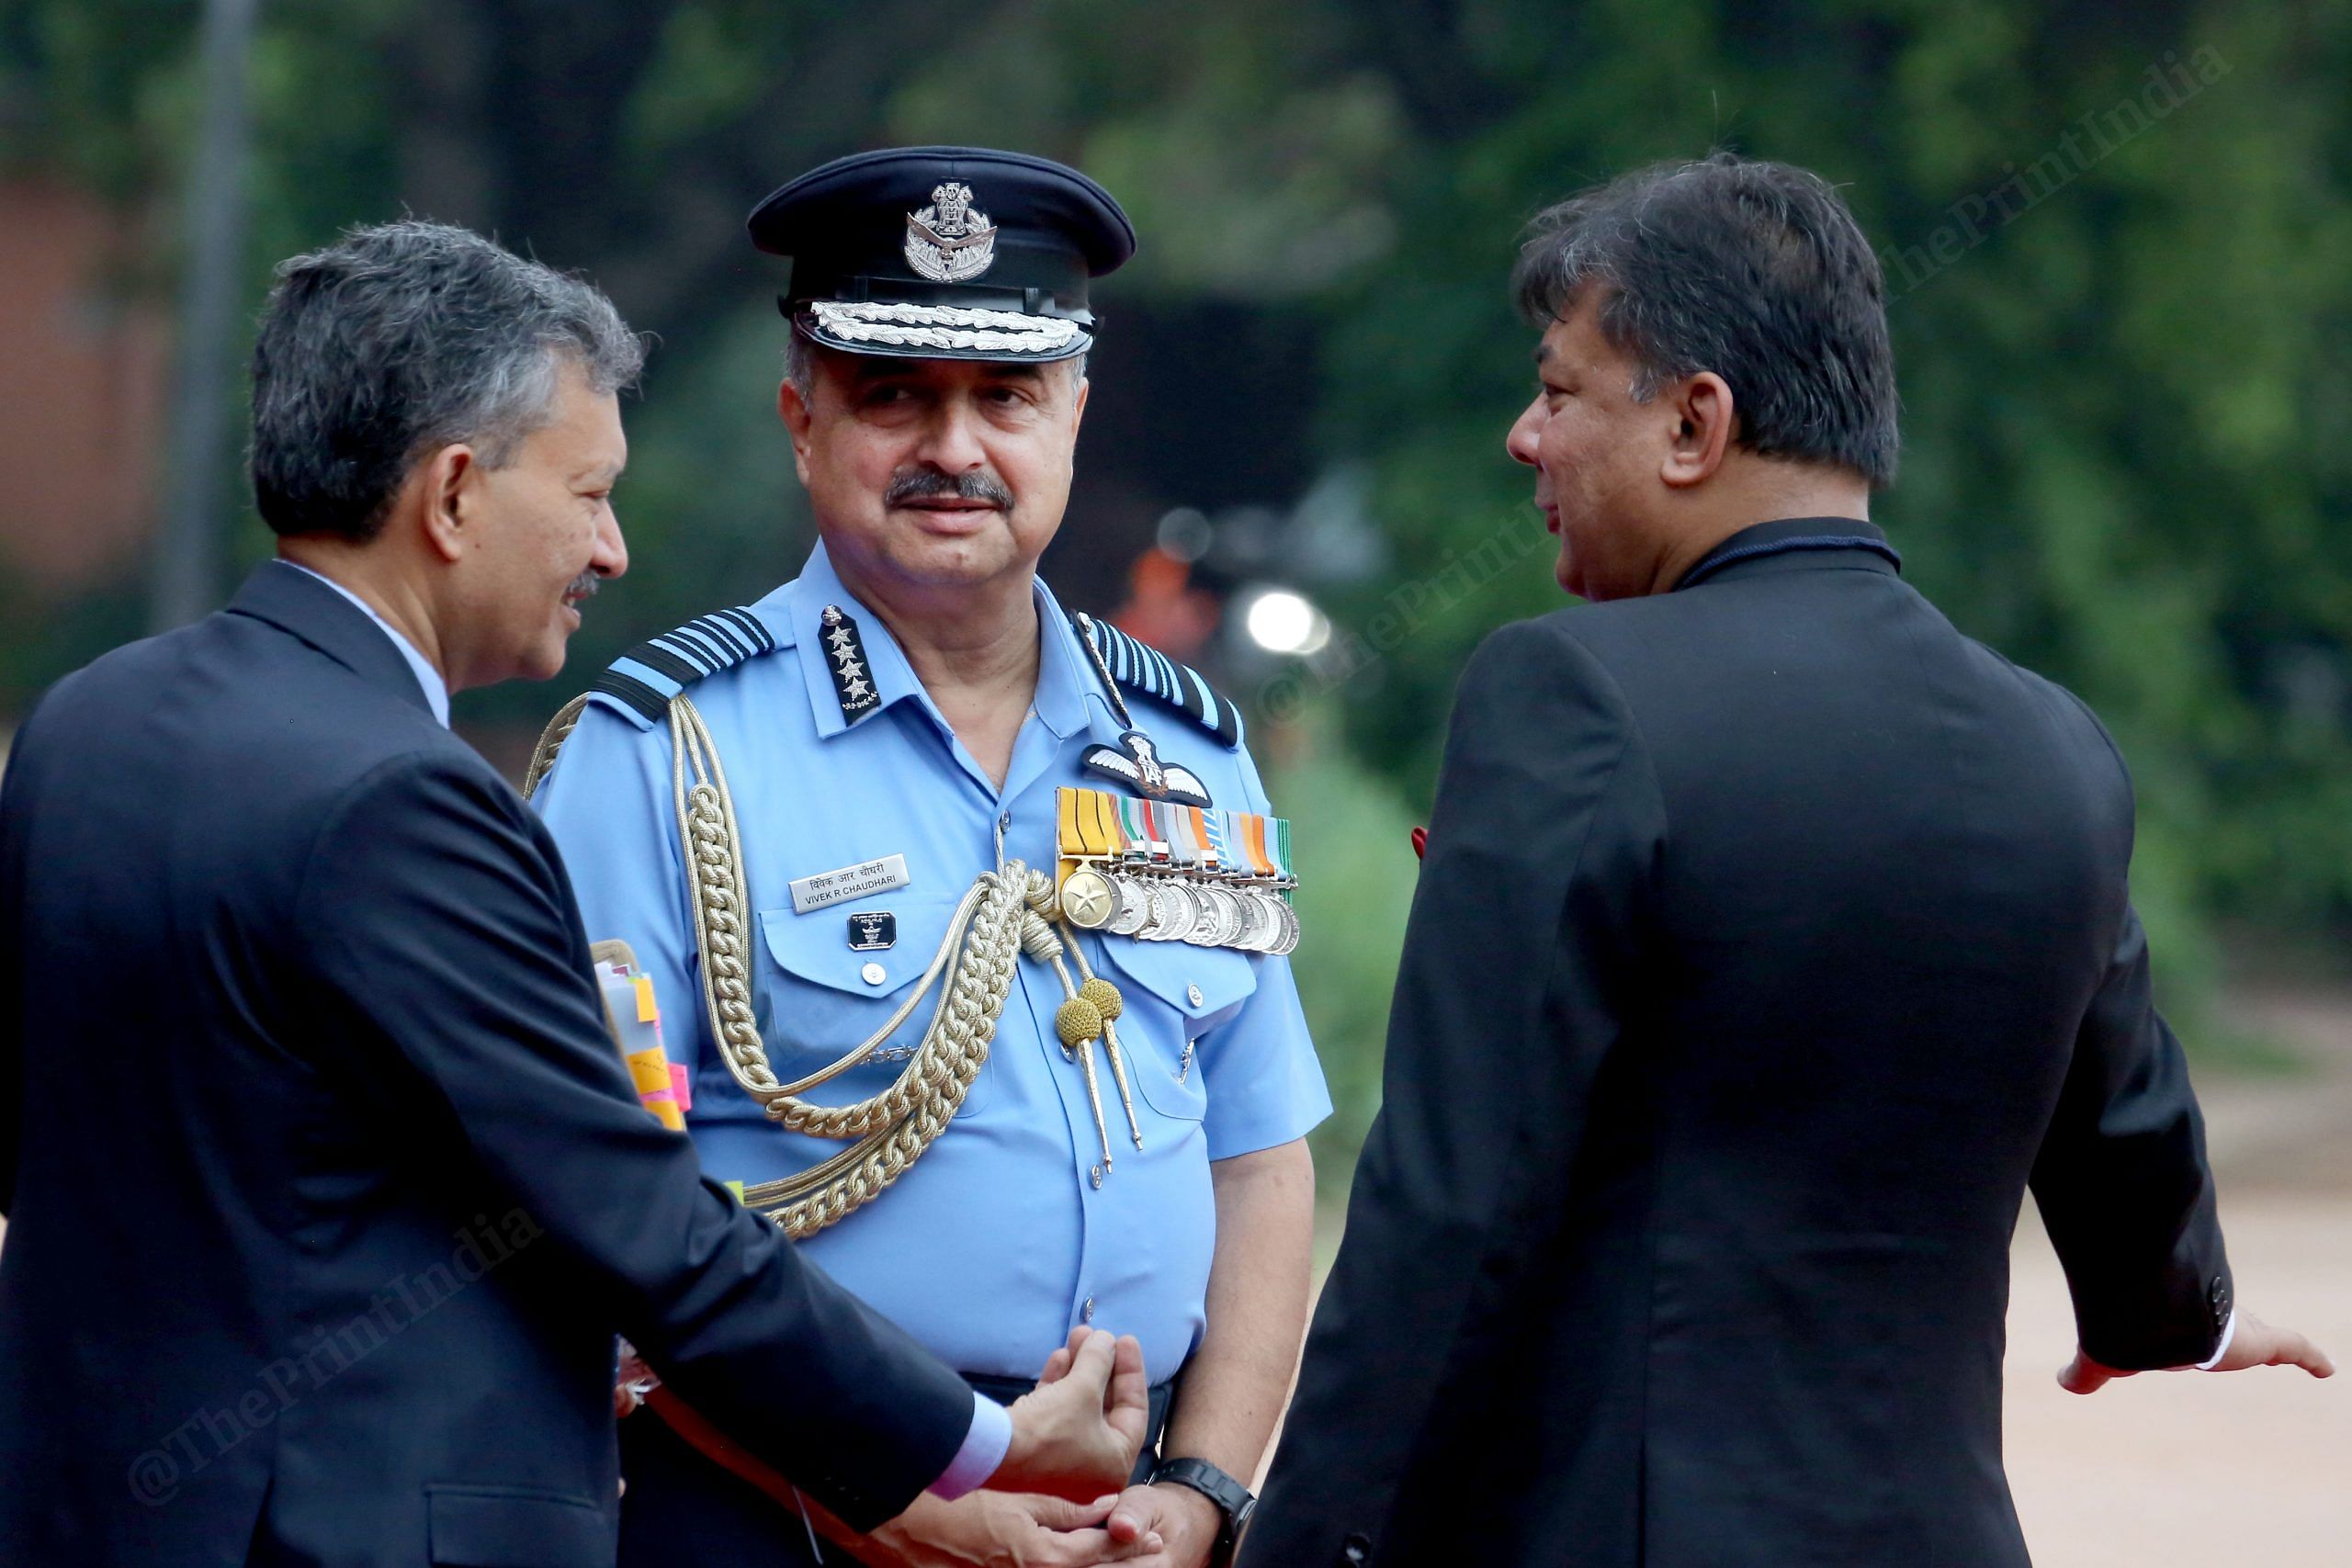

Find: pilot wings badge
<box><xmin>1083</xmin><ymin>729</ymin><xmax>1212</xmax><ymax>808</ymax></box>
<box><xmin>904</xmin><ymin>181</ymin><xmax>999</xmax><ymax>283</ymax></box>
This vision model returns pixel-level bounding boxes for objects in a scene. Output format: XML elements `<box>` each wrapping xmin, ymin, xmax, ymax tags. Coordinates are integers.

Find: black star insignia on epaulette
<box><xmin>821</xmin><ymin>604</ymin><xmax>882</xmax><ymax>723</ymax></box>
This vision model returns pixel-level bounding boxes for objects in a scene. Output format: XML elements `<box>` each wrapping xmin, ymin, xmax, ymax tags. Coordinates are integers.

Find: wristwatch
<box><xmin>1149</xmin><ymin>1456</ymin><xmax>1256</xmax><ymax>1564</ymax></box>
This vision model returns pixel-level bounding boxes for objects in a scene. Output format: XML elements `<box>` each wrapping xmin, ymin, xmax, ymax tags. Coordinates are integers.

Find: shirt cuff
<box><xmin>928</xmin><ymin>1391</ymin><xmax>1012</xmax><ymax>1500</ymax></box>
<box><xmin>2196</xmin><ymin>1309</ymin><xmax>2238</xmax><ymax>1371</ymax></box>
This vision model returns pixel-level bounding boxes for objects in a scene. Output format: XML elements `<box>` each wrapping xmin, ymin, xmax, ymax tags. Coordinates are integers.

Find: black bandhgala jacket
<box><xmin>1247</xmin><ymin>520</ymin><xmax>2230</xmax><ymax>1568</ymax></box>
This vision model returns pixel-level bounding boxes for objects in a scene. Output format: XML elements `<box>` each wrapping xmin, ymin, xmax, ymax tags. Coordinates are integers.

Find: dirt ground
<box><xmin>1280</xmin><ymin>984</ymin><xmax>2352</xmax><ymax>1557</ymax></box>
<box><xmin>2003</xmin><ymin>988</ymin><xmax>2352</xmax><ymax>1566</ymax></box>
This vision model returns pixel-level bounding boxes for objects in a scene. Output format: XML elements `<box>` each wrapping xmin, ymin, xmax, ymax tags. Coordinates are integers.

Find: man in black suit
<box><xmin>0</xmin><ymin>221</ymin><xmax>1153</xmax><ymax>1567</ymax></box>
<box><xmin>1246</xmin><ymin>154</ymin><xmax>2331</xmax><ymax>1567</ymax></box>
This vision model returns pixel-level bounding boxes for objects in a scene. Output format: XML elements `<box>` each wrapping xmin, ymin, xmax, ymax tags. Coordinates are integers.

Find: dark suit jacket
<box><xmin>0</xmin><ymin>562</ymin><xmax>974</xmax><ymax>1567</ymax></box>
<box><xmin>1247</xmin><ymin>520</ymin><xmax>2231</xmax><ymax>1568</ymax></box>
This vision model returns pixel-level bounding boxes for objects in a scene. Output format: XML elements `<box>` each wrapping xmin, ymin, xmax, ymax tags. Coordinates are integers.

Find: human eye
<box><xmin>984</xmin><ymin>379</ymin><xmax>1046</xmax><ymax>416</ymax></box>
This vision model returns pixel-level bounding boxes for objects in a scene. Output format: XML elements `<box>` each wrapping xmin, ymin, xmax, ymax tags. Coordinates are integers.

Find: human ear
<box><xmin>418</xmin><ymin>445</ymin><xmax>479</xmax><ymax>564</ymax></box>
<box><xmin>1660</xmin><ymin>371</ymin><xmax>1735</xmax><ymax>490</ymax></box>
<box><xmin>777</xmin><ymin>379</ymin><xmax>816</xmax><ymax>486</ymax></box>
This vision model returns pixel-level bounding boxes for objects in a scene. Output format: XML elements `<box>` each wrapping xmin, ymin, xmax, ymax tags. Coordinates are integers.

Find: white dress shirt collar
<box><xmin>279</xmin><ymin>559</ymin><xmax>452</xmax><ymax>727</ymax></box>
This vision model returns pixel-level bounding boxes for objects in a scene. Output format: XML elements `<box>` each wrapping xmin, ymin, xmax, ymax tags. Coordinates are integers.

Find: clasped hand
<box><xmin>854</xmin><ymin>1327</ymin><xmax>1192</xmax><ymax>1568</ymax></box>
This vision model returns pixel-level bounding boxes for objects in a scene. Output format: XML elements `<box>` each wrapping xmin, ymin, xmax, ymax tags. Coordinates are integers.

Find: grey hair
<box><xmin>783</xmin><ymin>329</ymin><xmax>1086</xmax><ymax>405</ymax></box>
<box><xmin>249</xmin><ymin>220</ymin><xmax>645</xmax><ymax>541</ymax></box>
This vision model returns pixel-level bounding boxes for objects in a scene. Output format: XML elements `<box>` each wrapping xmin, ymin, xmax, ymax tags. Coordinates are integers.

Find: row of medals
<box><xmin>1057</xmin><ymin>863</ymin><xmax>1300</xmax><ymax>955</ymax></box>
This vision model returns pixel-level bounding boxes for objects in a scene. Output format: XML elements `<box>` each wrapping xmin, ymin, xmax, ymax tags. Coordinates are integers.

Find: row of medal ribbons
<box><xmin>1054</xmin><ymin>786</ymin><xmax>1300</xmax><ymax>954</ymax></box>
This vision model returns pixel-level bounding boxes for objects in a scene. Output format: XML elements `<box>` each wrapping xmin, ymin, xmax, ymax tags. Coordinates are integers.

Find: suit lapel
<box><xmin>224</xmin><ymin>559</ymin><xmax>438</xmax><ymax>717</ymax></box>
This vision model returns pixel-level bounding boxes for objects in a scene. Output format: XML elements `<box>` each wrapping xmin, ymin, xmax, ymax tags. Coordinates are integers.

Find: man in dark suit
<box><xmin>0</xmin><ymin>221</ymin><xmax>1154</xmax><ymax>1568</ymax></box>
<box><xmin>1246</xmin><ymin>154</ymin><xmax>2331</xmax><ymax>1567</ymax></box>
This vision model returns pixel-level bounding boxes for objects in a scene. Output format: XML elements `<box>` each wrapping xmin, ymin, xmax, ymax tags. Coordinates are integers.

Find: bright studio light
<box><xmin>1244</xmin><ymin>589</ymin><xmax>1330</xmax><ymax>656</ymax></box>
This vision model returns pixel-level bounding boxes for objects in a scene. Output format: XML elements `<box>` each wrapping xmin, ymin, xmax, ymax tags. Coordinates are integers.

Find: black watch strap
<box><xmin>1150</xmin><ymin>1456</ymin><xmax>1256</xmax><ymax>1562</ymax></box>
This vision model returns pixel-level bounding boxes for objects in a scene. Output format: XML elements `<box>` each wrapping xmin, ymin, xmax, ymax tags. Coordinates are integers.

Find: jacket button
<box><xmin>1340</xmin><ymin>1533</ymin><xmax>1372</xmax><ymax>1564</ymax></box>
<box><xmin>1082</xmin><ymin>1296</ymin><xmax>1096</xmax><ymax>1324</ymax></box>
<box><xmin>1186</xmin><ymin>982</ymin><xmax>1204</xmax><ymax>1008</ymax></box>
<box><xmin>860</xmin><ymin>961</ymin><xmax>887</xmax><ymax>986</ymax></box>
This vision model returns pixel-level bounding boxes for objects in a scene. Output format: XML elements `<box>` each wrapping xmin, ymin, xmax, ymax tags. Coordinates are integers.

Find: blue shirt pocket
<box><xmin>754</xmin><ymin>888</ymin><xmax>993</xmax><ymax>1120</ymax></box>
<box><xmin>1091</xmin><ymin>938</ymin><xmax>1260</xmax><ymax>1123</ymax></box>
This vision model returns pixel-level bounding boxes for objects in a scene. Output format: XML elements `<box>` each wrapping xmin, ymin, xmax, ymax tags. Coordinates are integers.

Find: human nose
<box><xmin>594</xmin><ymin>503</ymin><xmax>629</xmax><ymax>581</ymax></box>
<box><xmin>1506</xmin><ymin>395</ymin><xmax>1544</xmax><ymax>468</ymax></box>
<box><xmin>913</xmin><ymin>398</ymin><xmax>988</xmax><ymax>473</ymax></box>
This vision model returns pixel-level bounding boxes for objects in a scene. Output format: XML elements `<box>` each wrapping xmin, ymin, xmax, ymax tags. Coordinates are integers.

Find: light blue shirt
<box><xmin>533</xmin><ymin>541</ymin><xmax>1329</xmax><ymax>1388</ymax></box>
<box><xmin>278</xmin><ymin>559</ymin><xmax>451</xmax><ymax>726</ymax></box>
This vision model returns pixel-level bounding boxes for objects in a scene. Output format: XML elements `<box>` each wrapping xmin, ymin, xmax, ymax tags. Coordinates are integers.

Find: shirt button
<box><xmin>1081</xmin><ymin>1296</ymin><xmax>1096</xmax><ymax>1324</ymax></box>
<box><xmin>860</xmin><ymin>961</ymin><xmax>887</xmax><ymax>986</ymax></box>
<box><xmin>1186</xmin><ymin>982</ymin><xmax>1204</xmax><ymax>1008</ymax></box>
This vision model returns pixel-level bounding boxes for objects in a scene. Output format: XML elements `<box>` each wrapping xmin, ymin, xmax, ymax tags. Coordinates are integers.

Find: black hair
<box><xmin>1512</xmin><ymin>152</ymin><xmax>1899</xmax><ymax>488</ymax></box>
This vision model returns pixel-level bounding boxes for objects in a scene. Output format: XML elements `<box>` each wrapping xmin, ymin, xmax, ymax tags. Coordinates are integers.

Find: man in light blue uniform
<box><xmin>533</xmin><ymin>148</ymin><xmax>1327</xmax><ymax>1568</ymax></box>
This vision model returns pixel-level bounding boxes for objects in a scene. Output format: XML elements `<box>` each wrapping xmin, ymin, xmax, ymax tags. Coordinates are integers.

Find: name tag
<box><xmin>788</xmin><ymin>853</ymin><xmax>911</xmax><ymax>914</ymax></box>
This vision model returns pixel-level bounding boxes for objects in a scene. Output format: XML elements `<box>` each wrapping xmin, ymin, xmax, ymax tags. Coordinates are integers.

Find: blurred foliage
<box><xmin>1260</xmin><ymin>706</ymin><xmax>1421</xmax><ymax>1183</ymax></box>
<box><xmin>6</xmin><ymin>0</ymin><xmax>2352</xmax><ymax>1121</ymax></box>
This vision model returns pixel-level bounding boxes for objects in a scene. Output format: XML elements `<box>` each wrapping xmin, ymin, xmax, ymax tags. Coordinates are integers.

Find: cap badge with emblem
<box><xmin>752</xmin><ymin>146</ymin><xmax>1132</xmax><ymax>365</ymax></box>
<box><xmin>905</xmin><ymin>181</ymin><xmax>998</xmax><ymax>283</ymax></box>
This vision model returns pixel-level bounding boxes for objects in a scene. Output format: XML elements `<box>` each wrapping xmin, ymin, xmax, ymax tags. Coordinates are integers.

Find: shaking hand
<box><xmin>987</xmin><ymin>1328</ymin><xmax>1152</xmax><ymax>1502</ymax></box>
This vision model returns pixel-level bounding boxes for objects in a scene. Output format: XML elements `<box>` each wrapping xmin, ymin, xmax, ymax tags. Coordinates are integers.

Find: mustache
<box><xmin>565</xmin><ymin>570</ymin><xmax>602</xmax><ymax>600</ymax></box>
<box><xmin>885</xmin><ymin>468</ymin><xmax>1012</xmax><ymax>510</ymax></box>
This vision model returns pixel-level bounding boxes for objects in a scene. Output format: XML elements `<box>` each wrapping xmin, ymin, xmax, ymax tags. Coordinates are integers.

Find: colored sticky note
<box><xmin>633</xmin><ymin>976</ymin><xmax>658</xmax><ymax>1023</ymax></box>
<box><xmin>626</xmin><ymin>1050</ymin><xmax>672</xmax><ymax>1097</ymax></box>
<box><xmin>668</xmin><ymin>1061</ymin><xmax>692</xmax><ymax>1113</ymax></box>
<box><xmin>723</xmin><ymin>1179</ymin><xmax>746</xmax><ymax>1202</ymax></box>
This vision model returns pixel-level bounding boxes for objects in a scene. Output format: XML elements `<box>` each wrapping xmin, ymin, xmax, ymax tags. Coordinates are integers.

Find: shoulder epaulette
<box><xmin>1070</xmin><ymin>609</ymin><xmax>1243</xmax><ymax>750</ymax></box>
<box><xmin>589</xmin><ymin>607</ymin><xmax>780</xmax><ymax>728</ymax></box>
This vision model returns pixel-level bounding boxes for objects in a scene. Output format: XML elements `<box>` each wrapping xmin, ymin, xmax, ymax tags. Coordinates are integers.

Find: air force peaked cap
<box><xmin>749</xmin><ymin>146</ymin><xmax>1135</xmax><ymax>364</ymax></box>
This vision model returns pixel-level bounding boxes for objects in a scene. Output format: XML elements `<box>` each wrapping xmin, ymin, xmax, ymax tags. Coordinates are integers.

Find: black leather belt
<box><xmin>963</xmin><ymin>1371</ymin><xmax>1177</xmax><ymax>1486</ymax></box>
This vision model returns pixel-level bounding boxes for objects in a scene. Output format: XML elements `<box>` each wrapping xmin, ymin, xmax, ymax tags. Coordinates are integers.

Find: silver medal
<box><xmin>1231</xmin><ymin>890</ymin><xmax>1277</xmax><ymax>953</ymax></box>
<box><xmin>1267</xmin><ymin>896</ymin><xmax>1301</xmax><ymax>955</ymax></box>
<box><xmin>1143</xmin><ymin>880</ymin><xmax>1197</xmax><ymax>942</ymax></box>
<box><xmin>1106</xmin><ymin>873</ymin><xmax>1152</xmax><ymax>936</ymax></box>
<box><xmin>1187</xmin><ymin>886</ymin><xmax>1242</xmax><ymax>947</ymax></box>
